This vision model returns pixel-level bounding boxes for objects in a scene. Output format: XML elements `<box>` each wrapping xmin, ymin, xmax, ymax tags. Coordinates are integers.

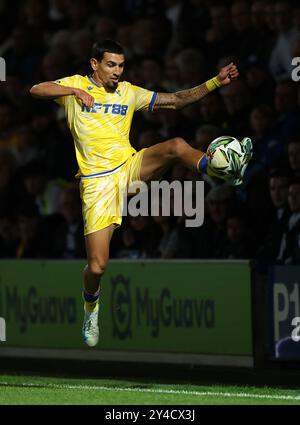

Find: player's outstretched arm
<box><xmin>29</xmin><ymin>82</ymin><xmax>95</xmax><ymax>107</ymax></box>
<box><xmin>153</xmin><ymin>62</ymin><xmax>239</xmax><ymax>111</ymax></box>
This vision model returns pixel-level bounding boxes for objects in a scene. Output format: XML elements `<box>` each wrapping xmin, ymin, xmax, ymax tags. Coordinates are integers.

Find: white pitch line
<box><xmin>1</xmin><ymin>382</ymin><xmax>300</xmax><ymax>402</ymax></box>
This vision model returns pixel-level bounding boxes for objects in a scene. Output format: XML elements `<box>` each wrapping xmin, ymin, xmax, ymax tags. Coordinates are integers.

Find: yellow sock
<box><xmin>85</xmin><ymin>300</ymin><xmax>98</xmax><ymax>313</ymax></box>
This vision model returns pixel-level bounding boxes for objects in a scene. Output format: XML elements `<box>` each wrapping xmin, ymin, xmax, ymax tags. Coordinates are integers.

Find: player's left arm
<box><xmin>153</xmin><ymin>62</ymin><xmax>239</xmax><ymax>110</ymax></box>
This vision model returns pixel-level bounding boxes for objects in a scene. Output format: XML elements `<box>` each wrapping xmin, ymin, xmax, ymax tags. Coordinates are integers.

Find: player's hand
<box><xmin>73</xmin><ymin>88</ymin><xmax>95</xmax><ymax>107</ymax></box>
<box><xmin>216</xmin><ymin>63</ymin><xmax>239</xmax><ymax>86</ymax></box>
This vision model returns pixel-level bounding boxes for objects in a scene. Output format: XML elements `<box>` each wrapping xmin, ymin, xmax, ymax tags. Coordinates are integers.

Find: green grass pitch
<box><xmin>0</xmin><ymin>375</ymin><xmax>300</xmax><ymax>405</ymax></box>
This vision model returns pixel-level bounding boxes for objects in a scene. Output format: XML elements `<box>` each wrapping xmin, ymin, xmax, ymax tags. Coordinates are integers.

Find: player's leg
<box><xmin>82</xmin><ymin>224</ymin><xmax>115</xmax><ymax>347</ymax></box>
<box><xmin>140</xmin><ymin>137</ymin><xmax>205</xmax><ymax>182</ymax></box>
<box><xmin>84</xmin><ymin>224</ymin><xmax>115</xmax><ymax>295</ymax></box>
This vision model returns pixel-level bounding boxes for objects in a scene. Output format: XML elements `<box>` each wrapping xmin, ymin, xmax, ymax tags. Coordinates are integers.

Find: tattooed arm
<box><xmin>154</xmin><ymin>82</ymin><xmax>212</xmax><ymax>110</ymax></box>
<box><xmin>153</xmin><ymin>62</ymin><xmax>239</xmax><ymax>111</ymax></box>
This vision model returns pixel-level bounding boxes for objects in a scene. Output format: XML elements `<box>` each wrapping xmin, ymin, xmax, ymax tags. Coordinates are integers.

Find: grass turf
<box><xmin>0</xmin><ymin>375</ymin><xmax>300</xmax><ymax>405</ymax></box>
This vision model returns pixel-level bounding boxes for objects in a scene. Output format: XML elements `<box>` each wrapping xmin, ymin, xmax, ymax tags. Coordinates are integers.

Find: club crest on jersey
<box><xmin>82</xmin><ymin>103</ymin><xmax>128</xmax><ymax>116</ymax></box>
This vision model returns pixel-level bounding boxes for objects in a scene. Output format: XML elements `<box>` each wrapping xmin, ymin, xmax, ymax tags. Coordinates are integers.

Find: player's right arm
<box><xmin>29</xmin><ymin>82</ymin><xmax>95</xmax><ymax>107</ymax></box>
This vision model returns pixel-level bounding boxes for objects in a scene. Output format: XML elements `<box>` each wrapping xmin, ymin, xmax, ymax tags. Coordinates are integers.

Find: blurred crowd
<box><xmin>0</xmin><ymin>0</ymin><xmax>300</xmax><ymax>264</ymax></box>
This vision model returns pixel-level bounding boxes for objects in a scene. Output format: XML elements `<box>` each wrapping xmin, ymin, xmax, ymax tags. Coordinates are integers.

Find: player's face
<box><xmin>92</xmin><ymin>52</ymin><xmax>125</xmax><ymax>90</ymax></box>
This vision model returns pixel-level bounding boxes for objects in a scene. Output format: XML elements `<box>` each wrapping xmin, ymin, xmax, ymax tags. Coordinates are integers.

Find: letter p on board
<box><xmin>0</xmin><ymin>57</ymin><xmax>6</xmax><ymax>81</ymax></box>
<box><xmin>0</xmin><ymin>317</ymin><xmax>6</xmax><ymax>342</ymax></box>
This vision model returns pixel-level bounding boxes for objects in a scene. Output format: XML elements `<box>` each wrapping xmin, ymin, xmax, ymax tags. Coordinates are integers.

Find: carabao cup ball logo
<box><xmin>111</xmin><ymin>275</ymin><xmax>132</xmax><ymax>339</ymax></box>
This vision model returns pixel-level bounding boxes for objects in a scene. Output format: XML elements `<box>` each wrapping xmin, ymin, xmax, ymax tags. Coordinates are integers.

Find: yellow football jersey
<box><xmin>54</xmin><ymin>74</ymin><xmax>157</xmax><ymax>177</ymax></box>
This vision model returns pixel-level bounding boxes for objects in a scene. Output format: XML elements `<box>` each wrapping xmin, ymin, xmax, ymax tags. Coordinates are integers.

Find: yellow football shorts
<box><xmin>79</xmin><ymin>149</ymin><xmax>146</xmax><ymax>235</ymax></box>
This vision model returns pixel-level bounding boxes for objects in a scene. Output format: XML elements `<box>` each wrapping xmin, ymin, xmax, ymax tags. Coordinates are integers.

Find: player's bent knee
<box><xmin>87</xmin><ymin>257</ymin><xmax>107</xmax><ymax>277</ymax></box>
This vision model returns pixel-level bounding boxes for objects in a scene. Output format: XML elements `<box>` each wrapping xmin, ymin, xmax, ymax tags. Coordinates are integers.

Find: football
<box><xmin>206</xmin><ymin>136</ymin><xmax>253</xmax><ymax>186</ymax></box>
